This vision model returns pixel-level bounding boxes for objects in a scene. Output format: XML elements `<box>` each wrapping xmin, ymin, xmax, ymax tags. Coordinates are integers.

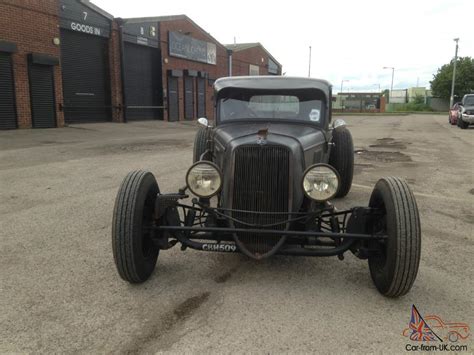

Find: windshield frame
<box><xmin>216</xmin><ymin>88</ymin><xmax>329</xmax><ymax>127</ymax></box>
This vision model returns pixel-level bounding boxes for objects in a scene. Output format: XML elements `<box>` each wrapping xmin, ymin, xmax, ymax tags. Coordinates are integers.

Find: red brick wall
<box><xmin>109</xmin><ymin>21</ymin><xmax>123</xmax><ymax>122</ymax></box>
<box><xmin>380</xmin><ymin>96</ymin><xmax>386</xmax><ymax>113</ymax></box>
<box><xmin>0</xmin><ymin>0</ymin><xmax>64</xmax><ymax>128</ymax></box>
<box><xmin>231</xmin><ymin>46</ymin><xmax>273</xmax><ymax>76</ymax></box>
<box><xmin>159</xmin><ymin>19</ymin><xmax>229</xmax><ymax>121</ymax></box>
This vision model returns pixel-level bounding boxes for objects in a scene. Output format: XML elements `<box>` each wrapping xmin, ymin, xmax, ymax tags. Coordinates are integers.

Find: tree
<box><xmin>430</xmin><ymin>57</ymin><xmax>474</xmax><ymax>100</ymax></box>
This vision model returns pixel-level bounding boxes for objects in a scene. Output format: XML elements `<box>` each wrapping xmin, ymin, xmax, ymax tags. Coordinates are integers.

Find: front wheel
<box><xmin>193</xmin><ymin>127</ymin><xmax>210</xmax><ymax>162</ymax></box>
<box><xmin>112</xmin><ymin>170</ymin><xmax>160</xmax><ymax>283</ymax></box>
<box><xmin>458</xmin><ymin>119</ymin><xmax>469</xmax><ymax>129</ymax></box>
<box><xmin>329</xmin><ymin>127</ymin><xmax>354</xmax><ymax>198</ymax></box>
<box><xmin>367</xmin><ymin>177</ymin><xmax>421</xmax><ymax>297</ymax></box>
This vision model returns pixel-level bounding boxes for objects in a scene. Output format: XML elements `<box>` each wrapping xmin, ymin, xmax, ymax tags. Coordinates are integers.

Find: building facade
<box><xmin>333</xmin><ymin>92</ymin><xmax>381</xmax><ymax>111</ymax></box>
<box><xmin>226</xmin><ymin>43</ymin><xmax>282</xmax><ymax>76</ymax></box>
<box><xmin>0</xmin><ymin>1</ymin><xmax>282</xmax><ymax>129</ymax></box>
<box><xmin>0</xmin><ymin>0</ymin><xmax>63</xmax><ymax>129</ymax></box>
<box><xmin>122</xmin><ymin>15</ymin><xmax>229</xmax><ymax>122</ymax></box>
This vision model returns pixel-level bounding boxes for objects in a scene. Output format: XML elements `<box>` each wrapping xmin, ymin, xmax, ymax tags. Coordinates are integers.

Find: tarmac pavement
<box><xmin>0</xmin><ymin>115</ymin><xmax>472</xmax><ymax>353</ymax></box>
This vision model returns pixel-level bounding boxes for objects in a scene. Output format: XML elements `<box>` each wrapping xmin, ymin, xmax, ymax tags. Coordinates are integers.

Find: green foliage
<box><xmin>387</xmin><ymin>102</ymin><xmax>433</xmax><ymax>112</ymax></box>
<box><xmin>412</xmin><ymin>95</ymin><xmax>425</xmax><ymax>105</ymax></box>
<box><xmin>430</xmin><ymin>57</ymin><xmax>474</xmax><ymax>100</ymax></box>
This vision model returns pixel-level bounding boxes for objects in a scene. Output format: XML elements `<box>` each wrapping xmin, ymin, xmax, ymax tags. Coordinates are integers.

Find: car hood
<box><xmin>213</xmin><ymin>121</ymin><xmax>327</xmax><ymax>151</ymax></box>
<box><xmin>462</xmin><ymin>105</ymin><xmax>474</xmax><ymax>111</ymax></box>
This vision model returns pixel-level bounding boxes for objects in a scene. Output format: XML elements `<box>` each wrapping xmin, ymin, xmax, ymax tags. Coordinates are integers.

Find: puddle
<box><xmin>369</xmin><ymin>138</ymin><xmax>408</xmax><ymax>149</ymax></box>
<box><xmin>356</xmin><ymin>150</ymin><xmax>412</xmax><ymax>163</ymax></box>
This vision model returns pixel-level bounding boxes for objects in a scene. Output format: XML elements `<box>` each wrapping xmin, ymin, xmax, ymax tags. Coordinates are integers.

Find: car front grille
<box><xmin>232</xmin><ymin>145</ymin><xmax>290</xmax><ymax>257</ymax></box>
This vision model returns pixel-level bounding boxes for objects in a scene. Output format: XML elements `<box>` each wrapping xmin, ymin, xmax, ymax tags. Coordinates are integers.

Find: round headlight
<box><xmin>302</xmin><ymin>164</ymin><xmax>340</xmax><ymax>201</ymax></box>
<box><xmin>186</xmin><ymin>162</ymin><xmax>222</xmax><ymax>198</ymax></box>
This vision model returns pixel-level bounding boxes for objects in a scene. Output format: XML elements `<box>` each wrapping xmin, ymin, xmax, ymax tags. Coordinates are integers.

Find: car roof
<box><xmin>214</xmin><ymin>76</ymin><xmax>332</xmax><ymax>97</ymax></box>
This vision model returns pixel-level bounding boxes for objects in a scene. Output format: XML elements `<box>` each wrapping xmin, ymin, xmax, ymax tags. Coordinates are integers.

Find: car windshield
<box><xmin>218</xmin><ymin>89</ymin><xmax>325</xmax><ymax>124</ymax></box>
<box><xmin>464</xmin><ymin>96</ymin><xmax>474</xmax><ymax>106</ymax></box>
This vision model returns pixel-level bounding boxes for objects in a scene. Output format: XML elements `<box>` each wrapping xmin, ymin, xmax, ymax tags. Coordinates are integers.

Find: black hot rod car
<box><xmin>112</xmin><ymin>76</ymin><xmax>421</xmax><ymax>297</ymax></box>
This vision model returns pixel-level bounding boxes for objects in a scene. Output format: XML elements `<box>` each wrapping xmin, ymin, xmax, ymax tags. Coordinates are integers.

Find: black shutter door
<box><xmin>124</xmin><ymin>43</ymin><xmax>162</xmax><ymax>120</ymax></box>
<box><xmin>29</xmin><ymin>63</ymin><xmax>56</xmax><ymax>128</ymax></box>
<box><xmin>167</xmin><ymin>77</ymin><xmax>179</xmax><ymax>122</ymax></box>
<box><xmin>196</xmin><ymin>77</ymin><xmax>206</xmax><ymax>118</ymax></box>
<box><xmin>184</xmin><ymin>76</ymin><xmax>194</xmax><ymax>120</ymax></box>
<box><xmin>0</xmin><ymin>53</ymin><xmax>17</xmax><ymax>129</ymax></box>
<box><xmin>60</xmin><ymin>30</ymin><xmax>111</xmax><ymax>123</ymax></box>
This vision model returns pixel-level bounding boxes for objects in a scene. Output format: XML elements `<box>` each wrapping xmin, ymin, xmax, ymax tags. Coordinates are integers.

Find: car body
<box><xmin>458</xmin><ymin>94</ymin><xmax>474</xmax><ymax>128</ymax></box>
<box><xmin>112</xmin><ymin>76</ymin><xmax>422</xmax><ymax>297</ymax></box>
<box><xmin>402</xmin><ymin>315</ymin><xmax>470</xmax><ymax>342</ymax></box>
<box><xmin>448</xmin><ymin>103</ymin><xmax>461</xmax><ymax>125</ymax></box>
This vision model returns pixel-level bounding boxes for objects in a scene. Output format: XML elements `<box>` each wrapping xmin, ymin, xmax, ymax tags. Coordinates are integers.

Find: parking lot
<box><xmin>1</xmin><ymin>114</ymin><xmax>472</xmax><ymax>353</ymax></box>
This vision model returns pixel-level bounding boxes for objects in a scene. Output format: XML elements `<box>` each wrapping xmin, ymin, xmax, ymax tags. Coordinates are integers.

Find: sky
<box><xmin>93</xmin><ymin>0</ymin><xmax>473</xmax><ymax>93</ymax></box>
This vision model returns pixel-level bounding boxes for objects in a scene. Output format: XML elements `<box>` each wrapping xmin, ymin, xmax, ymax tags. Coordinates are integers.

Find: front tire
<box><xmin>367</xmin><ymin>177</ymin><xmax>421</xmax><ymax>297</ymax></box>
<box><xmin>193</xmin><ymin>127</ymin><xmax>210</xmax><ymax>162</ymax></box>
<box><xmin>112</xmin><ymin>170</ymin><xmax>160</xmax><ymax>283</ymax></box>
<box><xmin>329</xmin><ymin>127</ymin><xmax>354</xmax><ymax>198</ymax></box>
<box><xmin>458</xmin><ymin>118</ymin><xmax>468</xmax><ymax>129</ymax></box>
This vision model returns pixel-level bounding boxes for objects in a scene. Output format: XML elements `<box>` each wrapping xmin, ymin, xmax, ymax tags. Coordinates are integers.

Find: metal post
<box><xmin>340</xmin><ymin>80</ymin><xmax>348</xmax><ymax>111</ymax></box>
<box><xmin>390</xmin><ymin>68</ymin><xmax>394</xmax><ymax>99</ymax></box>
<box><xmin>227</xmin><ymin>49</ymin><xmax>233</xmax><ymax>77</ymax></box>
<box><xmin>308</xmin><ymin>46</ymin><xmax>311</xmax><ymax>78</ymax></box>
<box><xmin>383</xmin><ymin>66</ymin><xmax>395</xmax><ymax>103</ymax></box>
<box><xmin>450</xmin><ymin>38</ymin><xmax>459</xmax><ymax>107</ymax></box>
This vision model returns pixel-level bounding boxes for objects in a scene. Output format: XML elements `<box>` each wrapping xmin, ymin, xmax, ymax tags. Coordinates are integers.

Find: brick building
<box><xmin>121</xmin><ymin>15</ymin><xmax>230</xmax><ymax>122</ymax></box>
<box><xmin>0</xmin><ymin>0</ymin><xmax>282</xmax><ymax>129</ymax></box>
<box><xmin>0</xmin><ymin>0</ymin><xmax>63</xmax><ymax>129</ymax></box>
<box><xmin>226</xmin><ymin>43</ymin><xmax>282</xmax><ymax>77</ymax></box>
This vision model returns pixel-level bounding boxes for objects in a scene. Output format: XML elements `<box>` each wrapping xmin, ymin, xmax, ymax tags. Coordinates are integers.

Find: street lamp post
<box><xmin>450</xmin><ymin>38</ymin><xmax>459</xmax><ymax>107</ymax></box>
<box><xmin>340</xmin><ymin>79</ymin><xmax>349</xmax><ymax>111</ymax></box>
<box><xmin>340</xmin><ymin>79</ymin><xmax>349</xmax><ymax>94</ymax></box>
<box><xmin>383</xmin><ymin>66</ymin><xmax>395</xmax><ymax>102</ymax></box>
<box><xmin>308</xmin><ymin>46</ymin><xmax>312</xmax><ymax>78</ymax></box>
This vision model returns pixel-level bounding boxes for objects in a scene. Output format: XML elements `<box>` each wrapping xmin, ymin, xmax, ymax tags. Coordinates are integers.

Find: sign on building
<box><xmin>268</xmin><ymin>58</ymin><xmax>278</xmax><ymax>74</ymax></box>
<box><xmin>168</xmin><ymin>31</ymin><xmax>216</xmax><ymax>65</ymax></box>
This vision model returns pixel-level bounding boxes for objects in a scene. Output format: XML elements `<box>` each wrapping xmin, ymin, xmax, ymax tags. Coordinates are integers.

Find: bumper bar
<box><xmin>155</xmin><ymin>225</ymin><xmax>386</xmax><ymax>240</ymax></box>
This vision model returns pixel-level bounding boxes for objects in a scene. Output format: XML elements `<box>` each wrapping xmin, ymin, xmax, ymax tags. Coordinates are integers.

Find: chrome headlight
<box><xmin>186</xmin><ymin>162</ymin><xmax>222</xmax><ymax>198</ymax></box>
<box><xmin>302</xmin><ymin>164</ymin><xmax>340</xmax><ymax>201</ymax></box>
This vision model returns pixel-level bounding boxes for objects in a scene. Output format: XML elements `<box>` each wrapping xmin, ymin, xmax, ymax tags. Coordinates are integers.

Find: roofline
<box><xmin>79</xmin><ymin>0</ymin><xmax>114</xmax><ymax>20</ymax></box>
<box><xmin>123</xmin><ymin>14</ymin><xmax>227</xmax><ymax>51</ymax></box>
<box><xmin>214</xmin><ymin>76</ymin><xmax>332</xmax><ymax>95</ymax></box>
<box><xmin>225</xmin><ymin>42</ymin><xmax>282</xmax><ymax>67</ymax></box>
<box><xmin>224</xmin><ymin>43</ymin><xmax>259</xmax><ymax>51</ymax></box>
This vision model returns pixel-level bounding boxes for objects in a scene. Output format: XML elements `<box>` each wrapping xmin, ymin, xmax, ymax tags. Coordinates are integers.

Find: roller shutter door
<box><xmin>184</xmin><ymin>76</ymin><xmax>194</xmax><ymax>120</ymax></box>
<box><xmin>0</xmin><ymin>53</ymin><xmax>17</xmax><ymax>129</ymax></box>
<box><xmin>168</xmin><ymin>77</ymin><xmax>179</xmax><ymax>122</ymax></box>
<box><xmin>124</xmin><ymin>43</ymin><xmax>162</xmax><ymax>120</ymax></box>
<box><xmin>29</xmin><ymin>63</ymin><xmax>56</xmax><ymax>128</ymax></box>
<box><xmin>196</xmin><ymin>77</ymin><xmax>206</xmax><ymax>118</ymax></box>
<box><xmin>60</xmin><ymin>29</ymin><xmax>111</xmax><ymax>123</ymax></box>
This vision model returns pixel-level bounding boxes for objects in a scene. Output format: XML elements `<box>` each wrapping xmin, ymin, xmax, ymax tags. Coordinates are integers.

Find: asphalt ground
<box><xmin>0</xmin><ymin>115</ymin><xmax>473</xmax><ymax>353</ymax></box>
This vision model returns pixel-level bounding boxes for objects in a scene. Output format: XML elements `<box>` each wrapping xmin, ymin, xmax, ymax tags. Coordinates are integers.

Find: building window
<box><xmin>249</xmin><ymin>64</ymin><xmax>259</xmax><ymax>76</ymax></box>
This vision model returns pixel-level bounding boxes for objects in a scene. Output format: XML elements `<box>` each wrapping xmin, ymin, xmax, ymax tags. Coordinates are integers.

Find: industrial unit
<box><xmin>0</xmin><ymin>0</ymin><xmax>282</xmax><ymax>129</ymax></box>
